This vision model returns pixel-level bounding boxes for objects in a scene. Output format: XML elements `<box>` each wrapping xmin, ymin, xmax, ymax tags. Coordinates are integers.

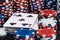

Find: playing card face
<box><xmin>3</xmin><ymin>18</ymin><xmax>30</xmax><ymax>28</ymax></box>
<box><xmin>3</xmin><ymin>13</ymin><xmax>38</xmax><ymax>30</ymax></box>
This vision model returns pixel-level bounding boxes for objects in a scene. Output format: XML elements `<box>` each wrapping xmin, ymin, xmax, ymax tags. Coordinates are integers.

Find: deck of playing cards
<box><xmin>3</xmin><ymin>13</ymin><xmax>38</xmax><ymax>33</ymax></box>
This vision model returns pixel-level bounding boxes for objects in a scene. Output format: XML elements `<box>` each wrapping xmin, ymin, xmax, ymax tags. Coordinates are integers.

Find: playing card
<box><xmin>3</xmin><ymin>13</ymin><xmax>38</xmax><ymax>33</ymax></box>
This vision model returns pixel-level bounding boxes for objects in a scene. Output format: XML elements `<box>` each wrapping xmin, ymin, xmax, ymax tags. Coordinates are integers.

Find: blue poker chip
<box><xmin>0</xmin><ymin>14</ymin><xmax>4</xmax><ymax>20</ymax></box>
<box><xmin>14</xmin><ymin>28</ymin><xmax>35</xmax><ymax>38</ymax></box>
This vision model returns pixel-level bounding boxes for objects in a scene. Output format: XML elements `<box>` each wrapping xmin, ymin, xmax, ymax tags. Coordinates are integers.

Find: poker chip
<box><xmin>2</xmin><ymin>3</ymin><xmax>6</xmax><ymax>6</ymax></box>
<box><xmin>39</xmin><ymin>17</ymin><xmax>57</xmax><ymax>28</ymax></box>
<box><xmin>36</xmin><ymin>27</ymin><xmax>56</xmax><ymax>40</ymax></box>
<box><xmin>40</xmin><ymin>9</ymin><xmax>57</xmax><ymax>17</ymax></box>
<box><xmin>45</xmin><ymin>0</ymin><xmax>57</xmax><ymax>10</ymax></box>
<box><xmin>14</xmin><ymin>28</ymin><xmax>35</xmax><ymax>40</ymax></box>
<box><xmin>0</xmin><ymin>14</ymin><xmax>4</xmax><ymax>20</ymax></box>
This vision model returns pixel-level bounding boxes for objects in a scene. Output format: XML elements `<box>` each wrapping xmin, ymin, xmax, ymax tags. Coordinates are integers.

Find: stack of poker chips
<box><xmin>29</xmin><ymin>0</ymin><xmax>45</xmax><ymax>14</ymax></box>
<box><xmin>39</xmin><ymin>9</ymin><xmax>57</xmax><ymax>29</ymax></box>
<box><xmin>4</xmin><ymin>2</ymin><xmax>13</xmax><ymax>18</ymax></box>
<box><xmin>0</xmin><ymin>14</ymin><xmax>4</xmax><ymax>26</ymax></box>
<box><xmin>14</xmin><ymin>28</ymin><xmax>35</xmax><ymax>40</ymax></box>
<box><xmin>0</xmin><ymin>0</ymin><xmax>13</xmax><ymax>19</ymax></box>
<box><xmin>38</xmin><ymin>9</ymin><xmax>57</xmax><ymax>39</ymax></box>
<box><xmin>36</xmin><ymin>27</ymin><xmax>57</xmax><ymax>40</ymax></box>
<box><xmin>57</xmin><ymin>0</ymin><xmax>60</xmax><ymax>31</ymax></box>
<box><xmin>45</xmin><ymin>0</ymin><xmax>57</xmax><ymax>10</ymax></box>
<box><xmin>57</xmin><ymin>0</ymin><xmax>60</xmax><ymax>23</ymax></box>
<box><xmin>14</xmin><ymin>0</ymin><xmax>29</xmax><ymax>13</ymax></box>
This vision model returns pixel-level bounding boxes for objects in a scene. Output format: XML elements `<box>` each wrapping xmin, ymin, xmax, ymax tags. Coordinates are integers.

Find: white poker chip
<box><xmin>39</xmin><ymin>17</ymin><xmax>57</xmax><ymax>27</ymax></box>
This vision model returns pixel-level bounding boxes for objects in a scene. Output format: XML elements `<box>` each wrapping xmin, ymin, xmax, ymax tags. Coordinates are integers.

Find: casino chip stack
<box><xmin>39</xmin><ymin>17</ymin><xmax>57</xmax><ymax>29</ymax></box>
<box><xmin>0</xmin><ymin>0</ymin><xmax>13</xmax><ymax>19</ymax></box>
<box><xmin>4</xmin><ymin>0</ymin><xmax>13</xmax><ymax>19</ymax></box>
<box><xmin>0</xmin><ymin>14</ymin><xmax>4</xmax><ymax>26</ymax></box>
<box><xmin>57</xmin><ymin>11</ymin><xmax>60</xmax><ymax>22</ymax></box>
<box><xmin>39</xmin><ymin>0</ymin><xmax>45</xmax><ymax>10</ymax></box>
<box><xmin>14</xmin><ymin>0</ymin><xmax>28</xmax><ymax>13</ymax></box>
<box><xmin>14</xmin><ymin>28</ymin><xmax>35</xmax><ymax>40</ymax></box>
<box><xmin>57</xmin><ymin>0</ymin><xmax>60</xmax><ymax>11</ymax></box>
<box><xmin>39</xmin><ymin>9</ymin><xmax>57</xmax><ymax>18</ymax></box>
<box><xmin>45</xmin><ymin>0</ymin><xmax>57</xmax><ymax>10</ymax></box>
<box><xmin>29</xmin><ymin>0</ymin><xmax>45</xmax><ymax>14</ymax></box>
<box><xmin>5</xmin><ymin>2</ymin><xmax>13</xmax><ymax>18</ymax></box>
<box><xmin>57</xmin><ymin>0</ymin><xmax>60</xmax><ymax>23</ymax></box>
<box><xmin>36</xmin><ymin>27</ymin><xmax>56</xmax><ymax>40</ymax></box>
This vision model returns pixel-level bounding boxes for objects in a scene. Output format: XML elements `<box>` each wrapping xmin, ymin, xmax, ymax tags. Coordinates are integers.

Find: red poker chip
<box><xmin>8</xmin><ymin>13</ymin><xmax>12</xmax><ymax>17</ymax></box>
<box><xmin>0</xmin><ymin>21</ymin><xmax>2</xmax><ymax>24</ymax></box>
<box><xmin>2</xmin><ymin>7</ymin><xmax>5</xmax><ymax>9</ymax></box>
<box><xmin>40</xmin><ymin>9</ymin><xmax>57</xmax><ymax>17</ymax></box>
<box><xmin>36</xmin><ymin>27</ymin><xmax>56</xmax><ymax>38</ymax></box>
<box><xmin>0</xmin><ymin>20</ymin><xmax>4</xmax><ymax>24</ymax></box>
<box><xmin>2</xmin><ymin>3</ymin><xmax>6</xmax><ymax>6</ymax></box>
<box><xmin>1</xmin><ymin>9</ymin><xmax>4</xmax><ymax>12</ymax></box>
